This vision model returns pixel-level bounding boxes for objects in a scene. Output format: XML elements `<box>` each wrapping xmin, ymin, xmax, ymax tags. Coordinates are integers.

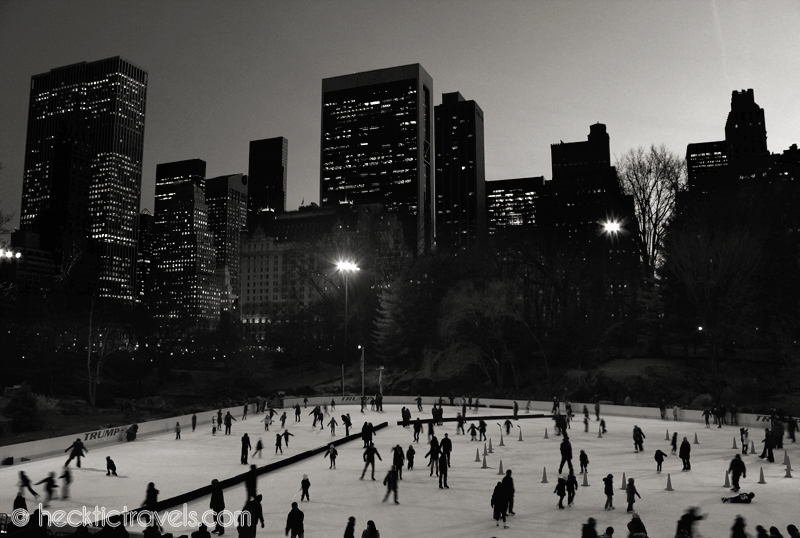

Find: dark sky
<box><xmin>1</xmin><ymin>0</ymin><xmax>799</xmax><ymax>232</ymax></box>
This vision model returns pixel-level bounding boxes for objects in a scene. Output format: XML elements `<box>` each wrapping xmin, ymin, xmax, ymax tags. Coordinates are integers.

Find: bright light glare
<box><xmin>336</xmin><ymin>261</ymin><xmax>360</xmax><ymax>272</ymax></box>
<box><xmin>603</xmin><ymin>221</ymin><xmax>621</xmax><ymax>234</ymax></box>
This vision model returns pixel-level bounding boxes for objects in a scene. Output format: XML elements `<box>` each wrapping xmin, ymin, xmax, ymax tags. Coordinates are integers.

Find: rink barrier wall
<box><xmin>1</xmin><ymin>405</ymin><xmax>248</xmax><ymax>465</ymax></box>
<box><xmin>283</xmin><ymin>396</ymin><xmax>775</xmax><ymax>430</ymax></box>
<box><xmin>93</xmin><ymin>422</ymin><xmax>388</xmax><ymax>526</ymax></box>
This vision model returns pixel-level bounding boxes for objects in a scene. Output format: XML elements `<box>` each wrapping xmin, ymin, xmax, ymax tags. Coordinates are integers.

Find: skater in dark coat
<box><xmin>282</xmin><ymin>430</ymin><xmax>294</xmax><ymax>447</ymax></box>
<box><xmin>191</xmin><ymin>524</ymin><xmax>210</xmax><ymax>538</ymax></box>
<box><xmin>440</xmin><ymin>433</ymin><xmax>452</xmax><ymax>467</ymax></box>
<box><xmin>342</xmin><ymin>414</ymin><xmax>352</xmax><ymax>436</ymax></box>
<box><xmin>59</xmin><ymin>467</ymin><xmax>71</xmax><ymax>499</ymax></box>
<box><xmin>300</xmin><ymin>474</ymin><xmax>310</xmax><ymax>501</ymax></box>
<box><xmin>253</xmin><ymin>439</ymin><xmax>264</xmax><ymax>459</ymax></box>
<box><xmin>626</xmin><ymin>513</ymin><xmax>647</xmax><ymax>537</ymax></box>
<box><xmin>217</xmin><ymin>410</ymin><xmax>223</xmax><ymax>429</ymax></box>
<box><xmin>676</xmin><ymin>507</ymin><xmax>707</xmax><ymax>537</ymax></box>
<box><xmin>344</xmin><ymin>517</ymin><xmax>356</xmax><ymax>538</ymax></box>
<box><xmin>142</xmin><ymin>482</ymin><xmax>159</xmax><ymax>509</ymax></box>
<box><xmin>360</xmin><ymin>443</ymin><xmax>382</xmax><ymax>480</ymax></box>
<box><xmin>13</xmin><ymin>491</ymin><xmax>27</xmax><ymax>513</ymax></box>
<box><xmin>603</xmin><ymin>474</ymin><xmax>614</xmax><ymax>510</ymax></box>
<box><xmin>566</xmin><ymin>470</ymin><xmax>578</xmax><ymax>507</ymax></box>
<box><xmin>224</xmin><ymin>412</ymin><xmax>236</xmax><ymax>435</ymax></box>
<box><xmin>504</xmin><ymin>419</ymin><xmax>514</xmax><ymax>435</ymax></box>
<box><xmin>498</xmin><ymin>469</ymin><xmax>515</xmax><ymax>515</ymax></box>
<box><xmin>209</xmin><ymin>479</ymin><xmax>225</xmax><ymax>535</ymax></box>
<box><xmin>361</xmin><ymin>520</ymin><xmax>380</xmax><ymax>538</ymax></box>
<box><xmin>392</xmin><ymin>445</ymin><xmax>405</xmax><ymax>479</ymax></box>
<box><xmin>413</xmin><ymin>418</ymin><xmax>422</xmax><ymax>442</ymax></box>
<box><xmin>671</xmin><ymin>432</ymin><xmax>678</xmax><ymax>454</ymax></box>
<box><xmin>478</xmin><ymin>419</ymin><xmax>487</xmax><ymax>441</ymax></box>
<box><xmin>192</xmin><ymin>414</ymin><xmax>197</xmax><ymax>432</ymax></box>
<box><xmin>731</xmin><ymin>515</ymin><xmax>747</xmax><ymax>538</ymax></box>
<box><xmin>425</xmin><ymin>436</ymin><xmax>441</xmax><ymax>476</ymax></box>
<box><xmin>632</xmin><ymin>425</ymin><xmax>645</xmax><ymax>452</ymax></box>
<box><xmin>382</xmin><ymin>466</ymin><xmax>399</xmax><ymax>503</ymax></box>
<box><xmin>65</xmin><ymin>438</ymin><xmax>88</xmax><ymax>467</ymax></box>
<box><xmin>492</xmin><ymin>481</ymin><xmax>509</xmax><ymax>527</ymax></box>
<box><xmin>35</xmin><ymin>472</ymin><xmax>58</xmax><ymax>507</ymax></box>
<box><xmin>105</xmin><ymin>456</ymin><xmax>117</xmax><ymax>476</ymax></box>
<box><xmin>294</xmin><ymin>404</ymin><xmax>301</xmax><ymax>422</ymax></box>
<box><xmin>18</xmin><ymin>471</ymin><xmax>39</xmax><ymax>498</ymax></box>
<box><xmin>276</xmin><ymin>433</ymin><xmax>284</xmax><ymax>454</ymax></box>
<box><xmin>554</xmin><ymin>477</ymin><xmax>567</xmax><ymax>509</ymax></box>
<box><xmin>579</xmin><ymin>450</ymin><xmax>589</xmax><ymax>474</ymax></box>
<box><xmin>680</xmin><ymin>436</ymin><xmax>692</xmax><ymax>470</ymax></box>
<box><xmin>581</xmin><ymin>518</ymin><xmax>598</xmax><ymax>538</ymax></box>
<box><xmin>728</xmin><ymin>454</ymin><xmax>747</xmax><ymax>492</ymax></box>
<box><xmin>654</xmin><ymin>449</ymin><xmax>667</xmax><ymax>473</ymax></box>
<box><xmin>438</xmin><ymin>452</ymin><xmax>449</xmax><ymax>489</ymax></box>
<box><xmin>324</xmin><ymin>444</ymin><xmax>338</xmax><ymax>469</ymax></box>
<box><xmin>625</xmin><ymin>478</ymin><xmax>640</xmax><ymax>512</ymax></box>
<box><xmin>760</xmin><ymin>428</ymin><xmax>775</xmax><ymax>462</ymax></box>
<box><xmin>245</xmin><ymin>465</ymin><xmax>258</xmax><ymax>501</ymax></box>
<box><xmin>741</xmin><ymin>428</ymin><xmax>750</xmax><ymax>455</ymax></box>
<box><xmin>175</xmin><ymin>422</ymin><xmax>181</xmax><ymax>440</ymax></box>
<box><xmin>241</xmin><ymin>434</ymin><xmax>251</xmax><ymax>464</ymax></box>
<box><xmin>558</xmin><ymin>438</ymin><xmax>574</xmax><ymax>474</ymax></box>
<box><xmin>722</xmin><ymin>492</ymin><xmax>755</xmax><ymax>503</ymax></box>
<box><xmin>406</xmin><ymin>445</ymin><xmax>415</xmax><ymax>470</ymax></box>
<box><xmin>467</xmin><ymin>423</ymin><xmax>478</xmax><ymax>441</ymax></box>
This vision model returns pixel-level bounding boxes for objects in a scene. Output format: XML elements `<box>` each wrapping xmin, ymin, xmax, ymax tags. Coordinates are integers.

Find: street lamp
<box><xmin>601</xmin><ymin>220</ymin><xmax>621</xmax><ymax>236</ymax></box>
<box><xmin>336</xmin><ymin>260</ymin><xmax>360</xmax><ymax>367</ymax></box>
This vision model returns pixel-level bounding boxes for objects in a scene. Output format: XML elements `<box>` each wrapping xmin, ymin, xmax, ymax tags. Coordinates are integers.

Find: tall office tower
<box><xmin>135</xmin><ymin>209</ymin><xmax>155</xmax><ymax>305</ymax></box>
<box><xmin>725</xmin><ymin>89</ymin><xmax>768</xmax><ymax>162</ymax></box>
<box><xmin>206</xmin><ymin>174</ymin><xmax>248</xmax><ymax>315</ymax></box>
<box><xmin>20</xmin><ymin>57</ymin><xmax>148</xmax><ymax>301</ymax></box>
<box><xmin>486</xmin><ymin>177</ymin><xmax>544</xmax><ymax>238</ymax></box>
<box><xmin>320</xmin><ymin>64</ymin><xmax>434</xmax><ymax>254</ymax></box>
<box><xmin>434</xmin><ymin>92</ymin><xmax>486</xmax><ymax>249</ymax></box>
<box><xmin>686</xmin><ymin>141</ymin><xmax>729</xmax><ymax>194</ymax></box>
<box><xmin>248</xmin><ymin>137</ymin><xmax>287</xmax><ymax>228</ymax></box>
<box><xmin>153</xmin><ymin>159</ymin><xmax>219</xmax><ymax>324</ymax></box>
<box><xmin>539</xmin><ymin>123</ymin><xmax>634</xmax><ymax>241</ymax></box>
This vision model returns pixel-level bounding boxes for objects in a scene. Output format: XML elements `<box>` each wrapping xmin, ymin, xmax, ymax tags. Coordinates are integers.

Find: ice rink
<box><xmin>2</xmin><ymin>404</ymin><xmax>798</xmax><ymax>537</ymax></box>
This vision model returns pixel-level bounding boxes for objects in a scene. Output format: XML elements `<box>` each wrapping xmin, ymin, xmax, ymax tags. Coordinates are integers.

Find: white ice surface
<box><xmin>2</xmin><ymin>405</ymin><xmax>798</xmax><ymax>537</ymax></box>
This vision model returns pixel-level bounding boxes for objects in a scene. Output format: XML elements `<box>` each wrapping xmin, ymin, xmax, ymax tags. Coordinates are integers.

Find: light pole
<box><xmin>336</xmin><ymin>260</ymin><xmax>360</xmax><ymax>371</ymax></box>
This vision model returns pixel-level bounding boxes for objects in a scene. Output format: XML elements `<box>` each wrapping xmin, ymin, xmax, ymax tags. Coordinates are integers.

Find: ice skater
<box><xmin>416</xmin><ymin>395</ymin><xmax>423</xmax><ymax>412</ymax></box>
<box><xmin>280</xmin><ymin>412</ymin><xmax>287</xmax><ymax>428</ymax></box>
<box><xmin>300</xmin><ymin>474</ymin><xmax>310</xmax><ymax>501</ymax></box>
<box><xmin>245</xmin><ymin>465</ymin><xmax>258</xmax><ymax>501</ymax></box>
<box><xmin>324</xmin><ymin>444</ymin><xmax>338</xmax><ymax>469</ymax></box>
<box><xmin>35</xmin><ymin>472</ymin><xmax>58</xmax><ymax>507</ymax></box>
<box><xmin>18</xmin><ymin>471</ymin><xmax>39</xmax><ymax>499</ymax></box>
<box><xmin>741</xmin><ymin>428</ymin><xmax>749</xmax><ymax>455</ymax></box>
<box><xmin>503</xmin><ymin>419</ymin><xmax>513</xmax><ymax>435</ymax></box>
<box><xmin>210</xmin><ymin>479</ymin><xmax>225</xmax><ymax>535</ymax></box>
<box><xmin>492</xmin><ymin>480</ymin><xmax>509</xmax><ymax>527</ymax></box>
<box><xmin>192</xmin><ymin>413</ymin><xmax>197</xmax><ymax>432</ymax></box>
<box><xmin>382</xmin><ymin>466</ymin><xmax>399</xmax><ymax>503</ymax></box>
<box><xmin>294</xmin><ymin>403</ymin><xmax>301</xmax><ymax>422</ymax></box>
<box><xmin>676</xmin><ymin>507</ymin><xmax>707</xmax><ymax>537</ymax></box>
<box><xmin>224</xmin><ymin>412</ymin><xmax>236</xmax><ymax>435</ymax></box>
<box><xmin>328</xmin><ymin>416</ymin><xmax>338</xmax><ymax>435</ymax></box>
<box><xmin>413</xmin><ymin>418</ymin><xmax>423</xmax><ymax>442</ymax></box>
<box><xmin>342</xmin><ymin>414</ymin><xmax>352</xmax><ymax>436</ymax></box>
<box><xmin>579</xmin><ymin>449</ymin><xmax>589</xmax><ymax>474</ymax></box>
<box><xmin>106</xmin><ymin>456</ymin><xmax>117</xmax><ymax>476</ymax></box>
<box><xmin>406</xmin><ymin>445</ymin><xmax>415</xmax><ymax>470</ymax></box>
<box><xmin>440</xmin><ymin>433</ymin><xmax>452</xmax><ymax>467</ymax></box>
<box><xmin>175</xmin><ymin>422</ymin><xmax>181</xmax><ymax>440</ymax></box>
<box><xmin>513</xmin><ymin>401</ymin><xmax>519</xmax><ymax>419</ymax></box>
<box><xmin>478</xmin><ymin>419</ymin><xmax>487</xmax><ymax>441</ymax></box>
<box><xmin>438</xmin><ymin>452</ymin><xmax>449</xmax><ymax>488</ymax></box>
<box><xmin>212</xmin><ymin>416</ymin><xmax>217</xmax><ymax>435</ymax></box>
<box><xmin>625</xmin><ymin>478</ymin><xmax>640</xmax><ymax>512</ymax></box>
<box><xmin>284</xmin><ymin>502</ymin><xmax>303</xmax><ymax>538</ymax></box>
<box><xmin>392</xmin><ymin>445</ymin><xmax>405</xmax><ymax>479</ymax></box>
<box><xmin>603</xmin><ymin>473</ymin><xmax>614</xmax><ymax>510</ymax></box>
<box><xmin>729</xmin><ymin>453</ymin><xmax>747</xmax><ymax>492</ymax></box>
<box><xmin>276</xmin><ymin>433</ymin><xmax>284</xmax><ymax>454</ymax></box>
<box><xmin>283</xmin><ymin>429</ymin><xmax>294</xmax><ymax>447</ymax></box>
<box><xmin>262</xmin><ymin>414</ymin><xmax>271</xmax><ymax>431</ymax></box>
<box><xmin>654</xmin><ymin>449</ymin><xmax>667</xmax><ymax>473</ymax></box>
<box><xmin>242</xmin><ymin>403</ymin><xmax>248</xmax><ymax>420</ymax></box>
<box><xmin>722</xmin><ymin>492</ymin><xmax>755</xmax><ymax>504</ymax></box>
<box><xmin>426</xmin><ymin>435</ymin><xmax>440</xmax><ymax>476</ymax></box>
<box><xmin>600</xmin><ymin>418</ymin><xmax>607</xmax><ymax>434</ymax></box>
<box><xmin>566</xmin><ymin>469</ymin><xmax>578</xmax><ymax>507</ymax></box>
<box><xmin>467</xmin><ymin>423</ymin><xmax>477</xmax><ymax>441</ymax></box>
<box><xmin>253</xmin><ymin>438</ymin><xmax>264</xmax><ymax>459</ymax></box>
<box><xmin>554</xmin><ymin>476</ymin><xmax>567</xmax><ymax>509</ymax></box>
<box><xmin>632</xmin><ymin>425</ymin><xmax>645</xmax><ymax>452</ymax></box>
<box><xmin>759</xmin><ymin>428</ymin><xmax>775</xmax><ymax>462</ymax></box>
<box><xmin>456</xmin><ymin>413</ymin><xmax>465</xmax><ymax>435</ymax></box>
<box><xmin>671</xmin><ymin>431</ymin><xmax>678</xmax><ymax>454</ymax></box>
<box><xmin>59</xmin><ymin>466</ymin><xmax>71</xmax><ymax>499</ymax></box>
<box><xmin>360</xmin><ymin>442</ymin><xmax>382</xmax><ymax>480</ymax></box>
<box><xmin>558</xmin><ymin>438</ymin><xmax>574</xmax><ymax>474</ymax></box>
<box><xmin>627</xmin><ymin>513</ymin><xmax>647</xmax><ymax>536</ymax></box>
<box><xmin>64</xmin><ymin>438</ymin><xmax>88</xmax><ymax>467</ymax></box>
<box><xmin>502</xmin><ymin>469</ymin><xmax>515</xmax><ymax>515</ymax></box>
<box><xmin>680</xmin><ymin>436</ymin><xmax>692</xmax><ymax>470</ymax></box>
<box><xmin>240</xmin><ymin>433</ymin><xmax>251</xmax><ymax>464</ymax></box>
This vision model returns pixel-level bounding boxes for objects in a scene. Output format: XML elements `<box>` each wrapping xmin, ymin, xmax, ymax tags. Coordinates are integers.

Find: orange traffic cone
<box><xmin>665</xmin><ymin>473</ymin><xmax>674</xmax><ymax>491</ymax></box>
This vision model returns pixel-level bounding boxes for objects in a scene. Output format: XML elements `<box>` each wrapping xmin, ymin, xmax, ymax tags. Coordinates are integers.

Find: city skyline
<box><xmin>1</xmin><ymin>1</ymin><xmax>800</xmax><ymax>235</ymax></box>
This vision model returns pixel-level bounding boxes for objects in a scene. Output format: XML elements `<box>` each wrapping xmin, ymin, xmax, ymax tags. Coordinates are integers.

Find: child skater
<box><xmin>300</xmin><ymin>475</ymin><xmax>311</xmax><ymax>501</ymax></box>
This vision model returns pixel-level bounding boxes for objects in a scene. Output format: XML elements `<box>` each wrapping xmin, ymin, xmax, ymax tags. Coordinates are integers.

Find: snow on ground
<box><xmin>2</xmin><ymin>404</ymin><xmax>798</xmax><ymax>538</ymax></box>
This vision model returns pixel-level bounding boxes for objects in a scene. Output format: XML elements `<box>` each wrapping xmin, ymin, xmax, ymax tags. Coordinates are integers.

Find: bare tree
<box><xmin>617</xmin><ymin>145</ymin><xmax>686</xmax><ymax>281</ymax></box>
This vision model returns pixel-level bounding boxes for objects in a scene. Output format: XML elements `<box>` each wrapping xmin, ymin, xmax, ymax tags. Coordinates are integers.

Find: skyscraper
<box><xmin>320</xmin><ymin>64</ymin><xmax>434</xmax><ymax>254</ymax></box>
<box><xmin>206</xmin><ymin>173</ymin><xmax>248</xmax><ymax>315</ymax></box>
<box><xmin>135</xmin><ymin>209</ymin><xmax>155</xmax><ymax>305</ymax></box>
<box><xmin>486</xmin><ymin>177</ymin><xmax>544</xmax><ymax>239</ymax></box>
<box><xmin>20</xmin><ymin>56</ymin><xmax>148</xmax><ymax>301</ymax></box>
<box><xmin>248</xmin><ymin>137</ymin><xmax>287</xmax><ymax>228</ymax></box>
<box><xmin>434</xmin><ymin>92</ymin><xmax>486</xmax><ymax>249</ymax></box>
<box><xmin>153</xmin><ymin>159</ymin><xmax>218</xmax><ymax>324</ymax></box>
<box><xmin>725</xmin><ymin>89</ymin><xmax>768</xmax><ymax>162</ymax></box>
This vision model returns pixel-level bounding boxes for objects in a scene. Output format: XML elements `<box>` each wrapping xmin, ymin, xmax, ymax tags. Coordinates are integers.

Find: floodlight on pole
<box><xmin>602</xmin><ymin>220</ymin><xmax>621</xmax><ymax>235</ymax></box>
<box><xmin>336</xmin><ymin>260</ymin><xmax>360</xmax><ymax>371</ymax></box>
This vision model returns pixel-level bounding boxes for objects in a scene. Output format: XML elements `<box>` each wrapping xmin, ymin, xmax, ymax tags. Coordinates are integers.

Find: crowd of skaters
<box><xmin>7</xmin><ymin>395</ymin><xmax>800</xmax><ymax>537</ymax></box>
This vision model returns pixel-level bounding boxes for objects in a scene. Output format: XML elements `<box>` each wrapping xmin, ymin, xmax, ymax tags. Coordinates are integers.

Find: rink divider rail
<box><xmin>395</xmin><ymin>413</ymin><xmax>552</xmax><ymax>426</ymax></box>
<box><xmin>93</xmin><ymin>422</ymin><xmax>388</xmax><ymax>527</ymax></box>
